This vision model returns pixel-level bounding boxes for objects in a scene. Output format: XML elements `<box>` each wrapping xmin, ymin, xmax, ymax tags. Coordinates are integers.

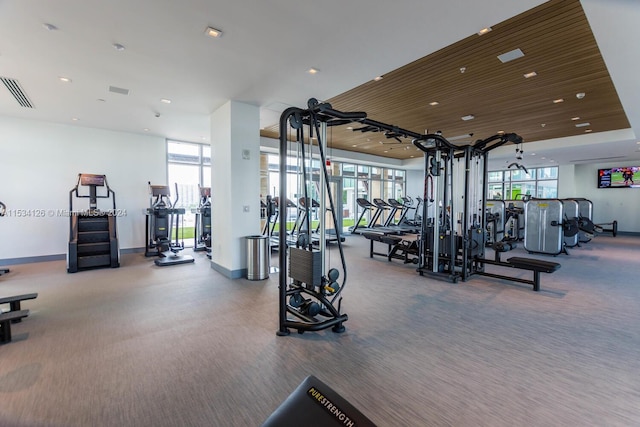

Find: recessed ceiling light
<box><xmin>541</xmin><ymin>123</ymin><xmax>546</xmax><ymax>127</ymax></box>
<box><xmin>160</xmin><ymin>98</ymin><xmax>171</xmax><ymax>104</ymax></box>
<box><xmin>459</xmin><ymin>67</ymin><xmax>466</xmax><ymax>73</ymax></box>
<box><xmin>497</xmin><ymin>48</ymin><xmax>524</xmax><ymax>63</ymax></box>
<box><xmin>584</xmin><ymin>129</ymin><xmax>593</xmax><ymax>133</ymax></box>
<box><xmin>571</xmin><ymin>117</ymin><xmax>580</xmax><ymax>121</ymax></box>
<box><xmin>58</xmin><ymin>76</ymin><xmax>72</xmax><ymax>83</ymax></box>
<box><xmin>429</xmin><ymin>101</ymin><xmax>439</xmax><ymax>106</ymax></box>
<box><xmin>523</xmin><ymin>71</ymin><xmax>537</xmax><ymax>78</ymax></box>
<box><xmin>205</xmin><ymin>26</ymin><xmax>223</xmax><ymax>38</ymax></box>
<box><xmin>347</xmin><ymin>126</ymin><xmax>353</xmax><ymax>130</ymax></box>
<box><xmin>42</xmin><ymin>23</ymin><xmax>58</xmax><ymax>31</ymax></box>
<box><xmin>352</xmin><ymin>144</ymin><xmax>357</xmax><ymax>147</ymax></box>
<box><xmin>477</xmin><ymin>27</ymin><xmax>492</xmax><ymax>36</ymax></box>
<box><xmin>553</xmin><ymin>98</ymin><xmax>564</xmax><ymax>104</ymax></box>
<box><xmin>112</xmin><ymin>43</ymin><xmax>126</xmax><ymax>51</ymax></box>
<box><xmin>531</xmin><ymin>153</ymin><xmax>536</xmax><ymax>156</ymax></box>
<box><xmin>383</xmin><ymin>150</ymin><xmax>388</xmax><ymax>153</ymax></box>
<box><xmin>576</xmin><ymin>92</ymin><xmax>586</xmax><ymax>99</ymax></box>
<box><xmin>575</xmin><ymin>122</ymin><xmax>591</xmax><ymax>128</ymax></box>
<box><xmin>71</xmin><ymin>117</ymin><xmax>79</xmax><ymax>121</ymax></box>
<box><xmin>307</xmin><ymin>68</ymin><xmax>319</xmax><ymax>74</ymax></box>
<box><xmin>497</xmin><ymin>130</ymin><xmax>505</xmax><ymax>134</ymax></box>
<box><xmin>410</xmin><ymin>155</ymin><xmax>415</xmax><ymax>158</ymax></box>
<box><xmin>143</xmin><ymin>128</ymin><xmax>150</xmax><ymax>132</ymax></box>
<box><xmin>461</xmin><ymin>114</ymin><xmax>475</xmax><ymax>121</ymax></box>
<box><xmin>373</xmin><ymin>76</ymin><xmax>383</xmax><ymax>81</ymax></box>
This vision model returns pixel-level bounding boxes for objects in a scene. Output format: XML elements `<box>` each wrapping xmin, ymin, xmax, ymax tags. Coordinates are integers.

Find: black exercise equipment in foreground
<box><xmin>193</xmin><ymin>185</ymin><xmax>212</xmax><ymax>254</ymax></box>
<box><xmin>67</xmin><ymin>174</ymin><xmax>120</xmax><ymax>273</ymax></box>
<box><xmin>145</xmin><ymin>183</ymin><xmax>195</xmax><ymax>267</ymax></box>
<box><xmin>261</xmin><ymin>375</ymin><xmax>377</xmax><ymax>427</ymax></box>
<box><xmin>0</xmin><ymin>293</ymin><xmax>38</xmax><ymax>323</ymax></box>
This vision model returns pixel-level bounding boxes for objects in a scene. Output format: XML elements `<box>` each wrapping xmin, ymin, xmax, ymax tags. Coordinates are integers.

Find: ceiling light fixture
<box><xmin>553</xmin><ymin>98</ymin><xmax>564</xmax><ymax>104</ymax></box>
<box><xmin>58</xmin><ymin>76</ymin><xmax>72</xmax><ymax>83</ymax></box>
<box><xmin>523</xmin><ymin>71</ymin><xmax>537</xmax><ymax>78</ymax></box>
<box><xmin>461</xmin><ymin>114</ymin><xmax>475</xmax><ymax>121</ymax></box>
<box><xmin>307</xmin><ymin>68</ymin><xmax>319</xmax><ymax>74</ymax></box>
<box><xmin>429</xmin><ymin>101</ymin><xmax>439</xmax><ymax>106</ymax></box>
<box><xmin>112</xmin><ymin>43</ymin><xmax>126</xmax><ymax>51</ymax></box>
<box><xmin>143</xmin><ymin>128</ymin><xmax>150</xmax><ymax>132</ymax></box>
<box><xmin>571</xmin><ymin>117</ymin><xmax>580</xmax><ymax>121</ymax></box>
<box><xmin>576</xmin><ymin>92</ymin><xmax>586</xmax><ymax>99</ymax></box>
<box><xmin>584</xmin><ymin>129</ymin><xmax>593</xmax><ymax>133</ymax></box>
<box><xmin>160</xmin><ymin>98</ymin><xmax>171</xmax><ymax>104</ymax></box>
<box><xmin>373</xmin><ymin>76</ymin><xmax>383</xmax><ymax>81</ymax></box>
<box><xmin>497</xmin><ymin>48</ymin><xmax>524</xmax><ymax>63</ymax></box>
<box><xmin>477</xmin><ymin>27</ymin><xmax>492</xmax><ymax>36</ymax></box>
<box><xmin>575</xmin><ymin>122</ymin><xmax>591</xmax><ymax>127</ymax></box>
<box><xmin>71</xmin><ymin>117</ymin><xmax>79</xmax><ymax>121</ymax></box>
<box><xmin>459</xmin><ymin>67</ymin><xmax>466</xmax><ymax>73</ymax></box>
<box><xmin>42</xmin><ymin>23</ymin><xmax>58</xmax><ymax>31</ymax></box>
<box><xmin>205</xmin><ymin>26</ymin><xmax>223</xmax><ymax>38</ymax></box>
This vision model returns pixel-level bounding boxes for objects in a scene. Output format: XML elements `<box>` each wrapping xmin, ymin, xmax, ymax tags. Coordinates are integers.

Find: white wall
<box><xmin>0</xmin><ymin>117</ymin><xmax>166</xmax><ymax>261</ymax></box>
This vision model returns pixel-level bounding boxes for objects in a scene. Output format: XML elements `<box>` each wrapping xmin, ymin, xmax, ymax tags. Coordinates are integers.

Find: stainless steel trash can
<box><xmin>246</xmin><ymin>235</ymin><xmax>269</xmax><ymax>280</ymax></box>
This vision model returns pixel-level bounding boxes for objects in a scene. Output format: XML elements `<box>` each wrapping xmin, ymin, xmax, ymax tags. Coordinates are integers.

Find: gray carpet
<box><xmin>0</xmin><ymin>235</ymin><xmax>639</xmax><ymax>426</ymax></box>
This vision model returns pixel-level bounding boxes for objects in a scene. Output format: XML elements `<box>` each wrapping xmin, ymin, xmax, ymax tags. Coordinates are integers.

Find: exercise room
<box><xmin>1</xmin><ymin>1</ymin><xmax>639</xmax><ymax>426</ymax></box>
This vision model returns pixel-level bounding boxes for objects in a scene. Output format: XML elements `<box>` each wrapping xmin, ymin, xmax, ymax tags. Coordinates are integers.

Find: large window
<box><xmin>260</xmin><ymin>153</ymin><xmax>406</xmax><ymax>232</ymax></box>
<box><xmin>488</xmin><ymin>166</ymin><xmax>559</xmax><ymax>200</ymax></box>
<box><xmin>166</xmin><ymin>140</ymin><xmax>211</xmax><ymax>243</ymax></box>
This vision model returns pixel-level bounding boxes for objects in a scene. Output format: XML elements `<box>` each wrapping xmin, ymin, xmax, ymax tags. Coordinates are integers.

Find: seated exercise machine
<box><xmin>67</xmin><ymin>173</ymin><xmax>120</xmax><ymax>273</ymax></box>
<box><xmin>193</xmin><ymin>185</ymin><xmax>212</xmax><ymax>256</ymax></box>
<box><xmin>145</xmin><ymin>183</ymin><xmax>194</xmax><ymax>267</ymax></box>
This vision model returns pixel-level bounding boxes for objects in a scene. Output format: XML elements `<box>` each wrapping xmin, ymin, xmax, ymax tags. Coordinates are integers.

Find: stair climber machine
<box><xmin>145</xmin><ymin>183</ymin><xmax>195</xmax><ymax>267</ymax></box>
<box><xmin>67</xmin><ymin>173</ymin><xmax>120</xmax><ymax>273</ymax></box>
<box><xmin>276</xmin><ymin>99</ymin><xmax>355</xmax><ymax>336</ymax></box>
<box><xmin>193</xmin><ymin>185</ymin><xmax>212</xmax><ymax>257</ymax></box>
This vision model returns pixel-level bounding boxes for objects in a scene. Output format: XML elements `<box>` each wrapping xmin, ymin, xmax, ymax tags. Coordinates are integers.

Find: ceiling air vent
<box><xmin>108</xmin><ymin>85</ymin><xmax>130</xmax><ymax>95</ymax></box>
<box><xmin>1</xmin><ymin>77</ymin><xmax>34</xmax><ymax>108</ymax></box>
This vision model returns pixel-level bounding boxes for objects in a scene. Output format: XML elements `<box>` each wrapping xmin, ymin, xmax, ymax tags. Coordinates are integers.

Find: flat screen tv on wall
<box><xmin>597</xmin><ymin>166</ymin><xmax>640</xmax><ymax>188</ymax></box>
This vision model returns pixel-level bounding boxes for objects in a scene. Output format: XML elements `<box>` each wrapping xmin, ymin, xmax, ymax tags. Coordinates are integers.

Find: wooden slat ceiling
<box><xmin>260</xmin><ymin>0</ymin><xmax>629</xmax><ymax>160</ymax></box>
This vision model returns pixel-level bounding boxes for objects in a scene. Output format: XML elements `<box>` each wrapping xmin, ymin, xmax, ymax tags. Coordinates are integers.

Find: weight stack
<box><xmin>289</xmin><ymin>248</ymin><xmax>322</xmax><ymax>287</ymax></box>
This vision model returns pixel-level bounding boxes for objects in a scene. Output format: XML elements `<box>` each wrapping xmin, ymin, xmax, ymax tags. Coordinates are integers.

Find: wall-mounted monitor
<box><xmin>597</xmin><ymin>166</ymin><xmax>640</xmax><ymax>188</ymax></box>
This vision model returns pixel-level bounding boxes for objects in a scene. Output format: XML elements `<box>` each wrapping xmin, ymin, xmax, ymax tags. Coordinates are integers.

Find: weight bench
<box><xmin>0</xmin><ymin>310</ymin><xmax>30</xmax><ymax>343</ymax></box>
<box><xmin>475</xmin><ymin>257</ymin><xmax>560</xmax><ymax>292</ymax></box>
<box><xmin>0</xmin><ymin>293</ymin><xmax>38</xmax><ymax>323</ymax></box>
<box><xmin>261</xmin><ymin>375</ymin><xmax>377</xmax><ymax>427</ymax></box>
<box><xmin>361</xmin><ymin>232</ymin><xmax>403</xmax><ymax>260</ymax></box>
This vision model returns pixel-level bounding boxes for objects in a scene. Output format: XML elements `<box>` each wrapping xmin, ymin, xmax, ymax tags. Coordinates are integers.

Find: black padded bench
<box><xmin>476</xmin><ymin>257</ymin><xmax>560</xmax><ymax>292</ymax></box>
<box><xmin>360</xmin><ymin>232</ymin><xmax>403</xmax><ymax>260</ymax></box>
<box><xmin>261</xmin><ymin>375</ymin><xmax>377</xmax><ymax>426</ymax></box>
<box><xmin>0</xmin><ymin>293</ymin><xmax>38</xmax><ymax>322</ymax></box>
<box><xmin>0</xmin><ymin>310</ymin><xmax>30</xmax><ymax>343</ymax></box>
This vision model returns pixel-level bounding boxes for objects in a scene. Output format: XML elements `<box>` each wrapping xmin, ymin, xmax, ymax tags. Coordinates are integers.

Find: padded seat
<box><xmin>507</xmin><ymin>257</ymin><xmax>561</xmax><ymax>273</ymax></box>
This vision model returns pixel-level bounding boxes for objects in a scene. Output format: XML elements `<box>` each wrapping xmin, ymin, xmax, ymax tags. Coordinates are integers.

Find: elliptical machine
<box><xmin>193</xmin><ymin>185</ymin><xmax>212</xmax><ymax>256</ymax></box>
<box><xmin>144</xmin><ymin>182</ymin><xmax>194</xmax><ymax>266</ymax></box>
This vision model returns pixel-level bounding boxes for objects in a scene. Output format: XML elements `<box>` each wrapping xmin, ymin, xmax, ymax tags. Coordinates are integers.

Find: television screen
<box><xmin>598</xmin><ymin>166</ymin><xmax>640</xmax><ymax>188</ymax></box>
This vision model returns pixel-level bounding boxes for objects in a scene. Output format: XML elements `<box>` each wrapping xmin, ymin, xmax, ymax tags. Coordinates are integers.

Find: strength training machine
<box><xmin>67</xmin><ymin>173</ymin><xmax>120</xmax><ymax>273</ymax></box>
<box><xmin>276</xmin><ymin>99</ymin><xmax>350</xmax><ymax>336</ymax></box>
<box><xmin>145</xmin><ymin>183</ymin><xmax>194</xmax><ymax>267</ymax></box>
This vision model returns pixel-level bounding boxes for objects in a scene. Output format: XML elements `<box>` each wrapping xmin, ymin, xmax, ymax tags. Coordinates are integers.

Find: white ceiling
<box><xmin>1</xmin><ymin>0</ymin><xmax>639</xmax><ymax>169</ymax></box>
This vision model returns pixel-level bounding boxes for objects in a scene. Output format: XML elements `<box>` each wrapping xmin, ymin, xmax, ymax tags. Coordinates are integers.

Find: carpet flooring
<box><xmin>0</xmin><ymin>234</ymin><xmax>639</xmax><ymax>426</ymax></box>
